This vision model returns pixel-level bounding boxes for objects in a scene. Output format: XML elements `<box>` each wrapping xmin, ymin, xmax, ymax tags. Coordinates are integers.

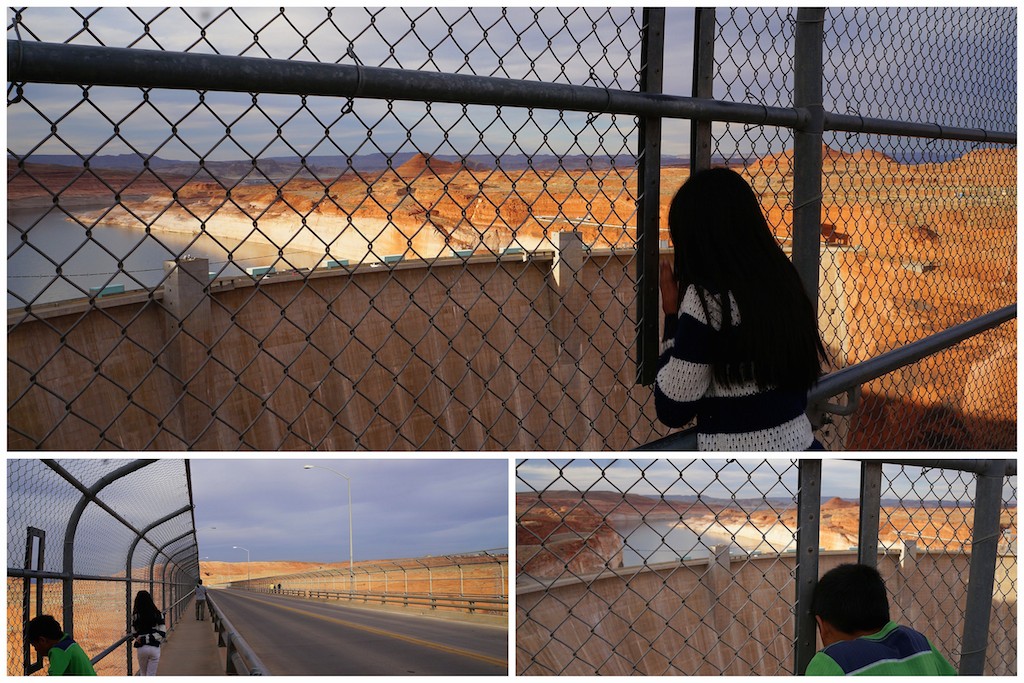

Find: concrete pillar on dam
<box><xmin>162</xmin><ymin>257</ymin><xmax>213</xmax><ymax>446</ymax></box>
<box><xmin>548</xmin><ymin>230</ymin><xmax>601</xmax><ymax>445</ymax></box>
<box><xmin>551</xmin><ymin>230</ymin><xmax>585</xmax><ymax>365</ymax></box>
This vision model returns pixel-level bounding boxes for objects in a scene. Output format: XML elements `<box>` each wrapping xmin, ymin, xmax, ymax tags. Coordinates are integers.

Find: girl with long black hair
<box><xmin>655</xmin><ymin>167</ymin><xmax>827</xmax><ymax>450</ymax></box>
<box><xmin>131</xmin><ymin>590</ymin><xmax>166</xmax><ymax>675</ymax></box>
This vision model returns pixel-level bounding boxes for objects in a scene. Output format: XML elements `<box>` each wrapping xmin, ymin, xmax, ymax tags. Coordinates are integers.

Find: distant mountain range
<box><xmin>523</xmin><ymin>489</ymin><xmax>979</xmax><ymax>510</ymax></box>
<box><xmin>9</xmin><ymin>152</ymin><xmax>697</xmax><ymax>180</ymax></box>
<box><xmin>8</xmin><ymin>147</ymin><xmax>965</xmax><ymax>179</ymax></box>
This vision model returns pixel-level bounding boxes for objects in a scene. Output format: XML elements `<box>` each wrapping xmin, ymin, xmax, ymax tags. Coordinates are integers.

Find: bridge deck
<box><xmin>157</xmin><ymin>598</ymin><xmax>224</xmax><ymax>676</ymax></box>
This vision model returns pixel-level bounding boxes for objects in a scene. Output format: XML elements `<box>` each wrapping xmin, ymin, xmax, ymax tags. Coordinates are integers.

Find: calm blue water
<box><xmin>612</xmin><ymin>517</ymin><xmax>737</xmax><ymax>567</ymax></box>
<box><xmin>610</xmin><ymin>516</ymin><xmax>797</xmax><ymax>567</ymax></box>
<box><xmin>7</xmin><ymin>206</ymin><xmax>327</xmax><ymax>309</ymax></box>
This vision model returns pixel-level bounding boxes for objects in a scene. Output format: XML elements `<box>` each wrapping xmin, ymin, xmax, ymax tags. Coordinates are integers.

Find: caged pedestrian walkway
<box><xmin>155</xmin><ymin>597</ymin><xmax>224</xmax><ymax>676</ymax></box>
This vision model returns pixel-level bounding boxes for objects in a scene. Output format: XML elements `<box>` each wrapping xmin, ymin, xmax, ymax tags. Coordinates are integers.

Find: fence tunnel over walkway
<box><xmin>6</xmin><ymin>459</ymin><xmax>199</xmax><ymax>676</ymax></box>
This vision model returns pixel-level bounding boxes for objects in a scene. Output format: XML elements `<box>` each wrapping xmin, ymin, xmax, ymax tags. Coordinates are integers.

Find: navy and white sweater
<box><xmin>132</xmin><ymin>611</ymin><xmax>166</xmax><ymax>648</ymax></box>
<box><xmin>654</xmin><ymin>284</ymin><xmax>815</xmax><ymax>451</ymax></box>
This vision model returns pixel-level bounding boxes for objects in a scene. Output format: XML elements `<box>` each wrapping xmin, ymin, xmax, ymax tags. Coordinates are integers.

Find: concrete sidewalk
<box><xmin>156</xmin><ymin>598</ymin><xmax>225</xmax><ymax>676</ymax></box>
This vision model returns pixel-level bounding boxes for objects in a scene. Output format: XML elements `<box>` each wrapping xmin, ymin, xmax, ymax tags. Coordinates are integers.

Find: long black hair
<box><xmin>668</xmin><ymin>167</ymin><xmax>825</xmax><ymax>391</ymax></box>
<box><xmin>132</xmin><ymin>590</ymin><xmax>161</xmax><ymax>631</ymax></box>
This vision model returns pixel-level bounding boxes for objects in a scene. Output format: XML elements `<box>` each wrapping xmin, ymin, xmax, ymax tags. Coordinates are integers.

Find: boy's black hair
<box><xmin>26</xmin><ymin>615</ymin><xmax>63</xmax><ymax>642</ymax></box>
<box><xmin>812</xmin><ymin>563</ymin><xmax>890</xmax><ymax>634</ymax></box>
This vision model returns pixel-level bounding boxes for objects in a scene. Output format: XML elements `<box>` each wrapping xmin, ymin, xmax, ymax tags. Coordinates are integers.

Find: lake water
<box><xmin>610</xmin><ymin>516</ymin><xmax>793</xmax><ymax>567</ymax></box>
<box><xmin>611</xmin><ymin>516</ymin><xmax>738</xmax><ymax>567</ymax></box>
<box><xmin>7</xmin><ymin>206</ymin><xmax>329</xmax><ymax>309</ymax></box>
<box><xmin>7</xmin><ymin>206</ymin><xmax>557</xmax><ymax>309</ymax></box>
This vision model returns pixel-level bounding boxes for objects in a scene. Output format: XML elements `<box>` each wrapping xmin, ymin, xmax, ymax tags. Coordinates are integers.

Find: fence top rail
<box><xmin>847</xmin><ymin>459</ymin><xmax>1016</xmax><ymax>478</ymax></box>
<box><xmin>233</xmin><ymin>549</ymin><xmax>509</xmax><ymax>585</ymax></box>
<box><xmin>638</xmin><ymin>305</ymin><xmax>1017</xmax><ymax>452</ymax></box>
<box><xmin>301</xmin><ymin>588</ymin><xmax>508</xmax><ymax>602</ymax></box>
<box><xmin>8</xmin><ymin>39</ymin><xmax>1015</xmax><ymax>145</ymax></box>
<box><xmin>810</xmin><ymin>305</ymin><xmax>1017</xmax><ymax>406</ymax></box>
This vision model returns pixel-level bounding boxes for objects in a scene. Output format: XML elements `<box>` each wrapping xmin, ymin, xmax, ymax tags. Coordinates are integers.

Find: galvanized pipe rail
<box><xmin>207</xmin><ymin>591</ymin><xmax>267</xmax><ymax>675</ymax></box>
<box><xmin>637</xmin><ymin>303</ymin><xmax>1017</xmax><ymax>451</ymax></box>
<box><xmin>270</xmin><ymin>587</ymin><xmax>509</xmax><ymax>614</ymax></box>
<box><xmin>7</xmin><ymin>39</ymin><xmax>1015</xmax><ymax>145</ymax></box>
<box><xmin>808</xmin><ymin>304</ymin><xmax>1018</xmax><ymax>417</ymax></box>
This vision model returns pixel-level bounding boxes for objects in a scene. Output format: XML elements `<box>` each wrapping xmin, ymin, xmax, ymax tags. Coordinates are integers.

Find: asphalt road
<box><xmin>209</xmin><ymin>589</ymin><xmax>508</xmax><ymax>675</ymax></box>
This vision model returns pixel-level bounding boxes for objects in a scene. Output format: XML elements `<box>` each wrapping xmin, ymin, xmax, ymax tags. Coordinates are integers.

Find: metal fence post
<box><xmin>958</xmin><ymin>459</ymin><xmax>1007</xmax><ymax>675</ymax></box>
<box><xmin>857</xmin><ymin>461</ymin><xmax>882</xmax><ymax>566</ymax></box>
<box><xmin>794</xmin><ymin>458</ymin><xmax>822</xmax><ymax>675</ymax></box>
<box><xmin>690</xmin><ymin>7</ymin><xmax>716</xmax><ymax>174</ymax></box>
<box><xmin>791</xmin><ymin>8</ymin><xmax>825</xmax><ymax>307</ymax></box>
<box><xmin>52</xmin><ymin>459</ymin><xmax>155</xmax><ymax>637</ymax></box>
<box><xmin>636</xmin><ymin>7</ymin><xmax>665</xmax><ymax>386</ymax></box>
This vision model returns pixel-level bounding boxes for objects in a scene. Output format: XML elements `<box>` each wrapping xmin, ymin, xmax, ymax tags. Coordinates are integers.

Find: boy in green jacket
<box><xmin>806</xmin><ymin>564</ymin><xmax>956</xmax><ymax>676</ymax></box>
<box><xmin>26</xmin><ymin>615</ymin><xmax>97</xmax><ymax>676</ymax></box>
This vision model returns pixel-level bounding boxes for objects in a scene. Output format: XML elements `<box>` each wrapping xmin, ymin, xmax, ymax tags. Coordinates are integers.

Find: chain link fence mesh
<box><xmin>710</xmin><ymin>7</ymin><xmax>1015</xmax><ymax>451</ymax></box>
<box><xmin>515</xmin><ymin>458</ymin><xmax>1017</xmax><ymax>675</ymax></box>
<box><xmin>6</xmin><ymin>458</ymin><xmax>198</xmax><ymax>676</ymax></box>
<box><xmin>7</xmin><ymin>7</ymin><xmax>1015</xmax><ymax>450</ymax></box>
<box><xmin>224</xmin><ymin>550</ymin><xmax>508</xmax><ymax>616</ymax></box>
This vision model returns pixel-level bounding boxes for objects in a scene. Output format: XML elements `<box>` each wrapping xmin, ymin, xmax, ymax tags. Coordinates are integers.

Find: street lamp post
<box><xmin>303</xmin><ymin>464</ymin><xmax>355</xmax><ymax>593</ymax></box>
<box><xmin>232</xmin><ymin>546</ymin><xmax>250</xmax><ymax>586</ymax></box>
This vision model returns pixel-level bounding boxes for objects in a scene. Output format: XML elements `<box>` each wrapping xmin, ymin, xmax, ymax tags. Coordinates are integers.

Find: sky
<box><xmin>515</xmin><ymin>458</ymin><xmax>1017</xmax><ymax>505</ymax></box>
<box><xmin>7</xmin><ymin>6</ymin><xmax>1015</xmax><ymax>163</ymax></box>
<box><xmin>191</xmin><ymin>457</ymin><xmax>508</xmax><ymax>563</ymax></box>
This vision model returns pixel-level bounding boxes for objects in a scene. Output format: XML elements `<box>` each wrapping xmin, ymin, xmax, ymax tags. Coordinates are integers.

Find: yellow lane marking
<box><xmin>228</xmin><ymin>592</ymin><xmax>507</xmax><ymax>669</ymax></box>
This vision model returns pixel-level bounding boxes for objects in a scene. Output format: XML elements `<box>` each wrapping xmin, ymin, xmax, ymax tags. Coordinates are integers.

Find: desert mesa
<box><xmin>517</xmin><ymin>490</ymin><xmax>1018</xmax><ymax>580</ymax></box>
<box><xmin>7</xmin><ymin>145</ymin><xmax>1016</xmax><ymax>450</ymax></box>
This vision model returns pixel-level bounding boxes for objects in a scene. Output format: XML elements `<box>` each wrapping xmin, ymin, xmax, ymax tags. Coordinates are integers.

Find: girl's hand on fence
<box><xmin>659</xmin><ymin>259</ymin><xmax>680</xmax><ymax>316</ymax></box>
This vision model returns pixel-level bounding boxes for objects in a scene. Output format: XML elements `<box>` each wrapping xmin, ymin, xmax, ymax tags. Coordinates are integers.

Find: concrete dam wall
<box><xmin>8</xmin><ymin>244</ymin><xmax>664</xmax><ymax>450</ymax></box>
<box><xmin>516</xmin><ymin>549</ymin><xmax>1017</xmax><ymax>676</ymax></box>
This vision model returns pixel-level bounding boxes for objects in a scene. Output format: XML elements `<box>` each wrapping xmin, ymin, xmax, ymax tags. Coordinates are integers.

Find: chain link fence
<box><xmin>6</xmin><ymin>458</ymin><xmax>199</xmax><ymax>676</ymax></box>
<box><xmin>7</xmin><ymin>7</ymin><xmax>1016</xmax><ymax>450</ymax></box>
<box><xmin>515</xmin><ymin>458</ymin><xmax>1016</xmax><ymax>675</ymax></box>
<box><xmin>226</xmin><ymin>549</ymin><xmax>508</xmax><ymax>616</ymax></box>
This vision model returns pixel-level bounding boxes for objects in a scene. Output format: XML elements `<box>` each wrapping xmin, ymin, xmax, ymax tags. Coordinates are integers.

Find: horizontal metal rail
<box><xmin>8</xmin><ymin>40</ymin><xmax>1016</xmax><ymax>144</ymax></box>
<box><xmin>276</xmin><ymin>587</ymin><xmax>509</xmax><ymax>614</ymax></box>
<box><xmin>89</xmin><ymin>634</ymin><xmax>133</xmax><ymax>667</ymax></box>
<box><xmin>824</xmin><ymin>111</ymin><xmax>1015</xmax><ymax>143</ymax></box>
<box><xmin>7</xmin><ymin>568</ymin><xmax>136</xmax><ymax>583</ymax></box>
<box><xmin>810</xmin><ymin>304</ymin><xmax>1017</xmax><ymax>406</ymax></box>
<box><xmin>207</xmin><ymin>591</ymin><xmax>266</xmax><ymax>675</ymax></box>
<box><xmin>849</xmin><ymin>458</ymin><xmax>1016</xmax><ymax>478</ymax></box>
<box><xmin>637</xmin><ymin>305</ymin><xmax>1017</xmax><ymax>452</ymax></box>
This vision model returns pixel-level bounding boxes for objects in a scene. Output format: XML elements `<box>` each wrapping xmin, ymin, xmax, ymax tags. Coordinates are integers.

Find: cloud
<box><xmin>191</xmin><ymin>458</ymin><xmax>507</xmax><ymax>563</ymax></box>
<box><xmin>514</xmin><ymin>458</ymin><xmax>1000</xmax><ymax>504</ymax></box>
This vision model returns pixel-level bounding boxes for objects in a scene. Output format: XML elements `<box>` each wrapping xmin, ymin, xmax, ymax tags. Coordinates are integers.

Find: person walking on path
<box><xmin>195</xmin><ymin>579</ymin><xmax>208</xmax><ymax>621</ymax></box>
<box><xmin>131</xmin><ymin>590</ymin><xmax>166</xmax><ymax>675</ymax></box>
<box><xmin>26</xmin><ymin>615</ymin><xmax>97</xmax><ymax>676</ymax></box>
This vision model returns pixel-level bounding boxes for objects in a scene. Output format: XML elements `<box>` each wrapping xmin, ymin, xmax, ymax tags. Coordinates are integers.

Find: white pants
<box><xmin>136</xmin><ymin>645</ymin><xmax>160</xmax><ymax>675</ymax></box>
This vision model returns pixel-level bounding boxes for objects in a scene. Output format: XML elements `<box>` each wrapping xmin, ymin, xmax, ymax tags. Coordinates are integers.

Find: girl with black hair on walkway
<box><xmin>655</xmin><ymin>167</ymin><xmax>827</xmax><ymax>450</ymax></box>
<box><xmin>131</xmin><ymin>590</ymin><xmax>166</xmax><ymax>675</ymax></box>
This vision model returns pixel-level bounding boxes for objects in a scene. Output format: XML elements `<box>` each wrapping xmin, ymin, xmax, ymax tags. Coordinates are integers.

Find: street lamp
<box><xmin>232</xmin><ymin>546</ymin><xmax>250</xmax><ymax>586</ymax></box>
<box><xmin>303</xmin><ymin>464</ymin><xmax>354</xmax><ymax>592</ymax></box>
